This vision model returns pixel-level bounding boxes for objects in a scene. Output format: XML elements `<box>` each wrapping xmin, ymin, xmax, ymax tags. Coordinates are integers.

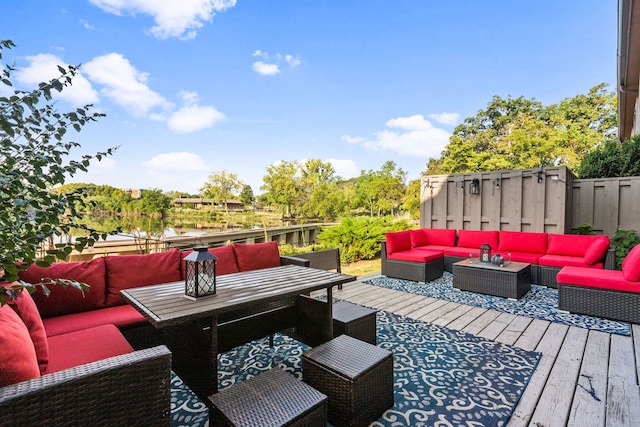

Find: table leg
<box><xmin>210</xmin><ymin>315</ymin><xmax>219</xmax><ymax>395</ymax></box>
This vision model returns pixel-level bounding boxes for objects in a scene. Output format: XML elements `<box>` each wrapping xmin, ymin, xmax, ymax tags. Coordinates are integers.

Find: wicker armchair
<box><xmin>0</xmin><ymin>345</ymin><xmax>172</xmax><ymax>426</ymax></box>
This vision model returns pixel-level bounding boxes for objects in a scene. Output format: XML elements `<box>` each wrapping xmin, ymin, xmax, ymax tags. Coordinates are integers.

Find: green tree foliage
<box><xmin>261</xmin><ymin>161</ymin><xmax>300</xmax><ymax>216</ymax></box>
<box><xmin>201</xmin><ymin>170</ymin><xmax>244</xmax><ymax>214</ymax></box>
<box><xmin>427</xmin><ymin>84</ymin><xmax>617</xmax><ymax>175</ymax></box>
<box><xmin>0</xmin><ymin>40</ymin><xmax>116</xmax><ymax>302</ymax></box>
<box><xmin>354</xmin><ymin>161</ymin><xmax>407</xmax><ymax>217</ymax></box>
<box><xmin>611</xmin><ymin>229</ymin><xmax>640</xmax><ymax>269</ymax></box>
<box><xmin>239</xmin><ymin>184</ymin><xmax>255</xmax><ymax>207</ymax></box>
<box><xmin>317</xmin><ymin>216</ymin><xmax>410</xmax><ymax>263</ymax></box>
<box><xmin>578</xmin><ymin>134</ymin><xmax>640</xmax><ymax>178</ymax></box>
<box><xmin>135</xmin><ymin>189</ymin><xmax>171</xmax><ymax>215</ymax></box>
<box><xmin>402</xmin><ymin>179</ymin><xmax>422</xmax><ymax>219</ymax></box>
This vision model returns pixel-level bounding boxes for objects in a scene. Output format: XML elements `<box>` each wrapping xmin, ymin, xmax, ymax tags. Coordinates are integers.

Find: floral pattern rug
<box><xmin>363</xmin><ymin>273</ymin><xmax>631</xmax><ymax>336</ymax></box>
<box><xmin>171</xmin><ymin>309</ymin><xmax>541</xmax><ymax>426</ymax></box>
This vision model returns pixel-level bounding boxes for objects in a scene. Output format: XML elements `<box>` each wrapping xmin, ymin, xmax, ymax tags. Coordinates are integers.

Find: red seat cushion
<box><xmin>385</xmin><ymin>230</ymin><xmax>412</xmax><ymax>254</ymax></box>
<box><xmin>18</xmin><ymin>257</ymin><xmax>107</xmax><ymax>318</ymax></box>
<box><xmin>557</xmin><ymin>267</ymin><xmax>640</xmax><ymax>293</ymax></box>
<box><xmin>547</xmin><ymin>234</ymin><xmax>602</xmax><ymax>257</ymax></box>
<box><xmin>501</xmin><ymin>251</ymin><xmax>543</xmax><ymax>264</ymax></box>
<box><xmin>457</xmin><ymin>230</ymin><xmax>499</xmax><ymax>250</ymax></box>
<box><xmin>498</xmin><ymin>231</ymin><xmax>548</xmax><ymax>254</ymax></box>
<box><xmin>233</xmin><ymin>241</ymin><xmax>281</xmax><ymax>271</ymax></box>
<box><xmin>45</xmin><ymin>324</ymin><xmax>134</xmax><ymax>374</ymax></box>
<box><xmin>387</xmin><ymin>249</ymin><xmax>443</xmax><ymax>263</ymax></box>
<box><xmin>444</xmin><ymin>246</ymin><xmax>488</xmax><ymax>258</ymax></box>
<box><xmin>105</xmin><ymin>249</ymin><xmax>182</xmax><ymax>307</ymax></box>
<box><xmin>5</xmin><ymin>286</ymin><xmax>49</xmax><ymax>374</ymax></box>
<box><xmin>181</xmin><ymin>245</ymin><xmax>239</xmax><ymax>279</ymax></box>
<box><xmin>622</xmin><ymin>244</ymin><xmax>640</xmax><ymax>282</ymax></box>
<box><xmin>425</xmin><ymin>228</ymin><xmax>457</xmax><ymax>246</ymax></box>
<box><xmin>538</xmin><ymin>254</ymin><xmax>602</xmax><ymax>269</ymax></box>
<box><xmin>583</xmin><ymin>237</ymin><xmax>610</xmax><ymax>265</ymax></box>
<box><xmin>0</xmin><ymin>303</ymin><xmax>40</xmax><ymax>386</ymax></box>
<box><xmin>43</xmin><ymin>305</ymin><xmax>147</xmax><ymax>337</ymax></box>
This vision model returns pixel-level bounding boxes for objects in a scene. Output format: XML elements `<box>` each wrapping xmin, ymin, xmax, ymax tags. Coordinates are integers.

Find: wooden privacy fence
<box><xmin>420</xmin><ymin>166</ymin><xmax>640</xmax><ymax>237</ymax></box>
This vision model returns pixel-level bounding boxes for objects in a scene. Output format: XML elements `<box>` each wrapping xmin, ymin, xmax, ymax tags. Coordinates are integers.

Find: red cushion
<box><xmin>0</xmin><ymin>304</ymin><xmax>40</xmax><ymax>386</ymax></box>
<box><xmin>547</xmin><ymin>234</ymin><xmax>602</xmax><ymax>257</ymax></box>
<box><xmin>456</xmin><ymin>230</ymin><xmax>499</xmax><ymax>250</ymax></box>
<box><xmin>409</xmin><ymin>229</ymin><xmax>429</xmax><ymax>248</ymax></box>
<box><xmin>502</xmin><ymin>251</ymin><xmax>543</xmax><ymax>264</ymax></box>
<box><xmin>181</xmin><ymin>245</ymin><xmax>239</xmax><ymax>279</ymax></box>
<box><xmin>45</xmin><ymin>324</ymin><xmax>133</xmax><ymax>374</ymax></box>
<box><xmin>43</xmin><ymin>305</ymin><xmax>146</xmax><ymax>337</ymax></box>
<box><xmin>385</xmin><ymin>231</ymin><xmax>412</xmax><ymax>254</ymax></box>
<box><xmin>105</xmin><ymin>249</ymin><xmax>182</xmax><ymax>307</ymax></box>
<box><xmin>5</xmin><ymin>285</ymin><xmax>49</xmax><ymax>374</ymax></box>
<box><xmin>425</xmin><ymin>228</ymin><xmax>457</xmax><ymax>246</ymax></box>
<box><xmin>387</xmin><ymin>249</ymin><xmax>443</xmax><ymax>263</ymax></box>
<box><xmin>444</xmin><ymin>247</ymin><xmax>485</xmax><ymax>258</ymax></box>
<box><xmin>538</xmin><ymin>254</ymin><xmax>602</xmax><ymax>269</ymax></box>
<box><xmin>233</xmin><ymin>241</ymin><xmax>281</xmax><ymax>272</ymax></box>
<box><xmin>18</xmin><ymin>257</ymin><xmax>107</xmax><ymax>318</ymax></box>
<box><xmin>622</xmin><ymin>244</ymin><xmax>640</xmax><ymax>282</ymax></box>
<box><xmin>557</xmin><ymin>266</ymin><xmax>639</xmax><ymax>293</ymax></box>
<box><xmin>498</xmin><ymin>231</ymin><xmax>548</xmax><ymax>254</ymax></box>
<box><xmin>583</xmin><ymin>237</ymin><xmax>610</xmax><ymax>265</ymax></box>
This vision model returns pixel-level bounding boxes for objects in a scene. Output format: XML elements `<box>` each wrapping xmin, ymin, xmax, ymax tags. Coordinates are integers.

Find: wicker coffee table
<box><xmin>452</xmin><ymin>259</ymin><xmax>531</xmax><ymax>299</ymax></box>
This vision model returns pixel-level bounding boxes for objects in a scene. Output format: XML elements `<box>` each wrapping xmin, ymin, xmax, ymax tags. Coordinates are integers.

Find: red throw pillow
<box><xmin>233</xmin><ymin>241</ymin><xmax>281</xmax><ymax>271</ymax></box>
<box><xmin>409</xmin><ymin>229</ymin><xmax>430</xmax><ymax>248</ymax></box>
<box><xmin>18</xmin><ymin>257</ymin><xmax>107</xmax><ymax>318</ymax></box>
<box><xmin>5</xmin><ymin>285</ymin><xmax>49</xmax><ymax>374</ymax></box>
<box><xmin>584</xmin><ymin>237</ymin><xmax>610</xmax><ymax>265</ymax></box>
<box><xmin>385</xmin><ymin>231</ymin><xmax>412</xmax><ymax>254</ymax></box>
<box><xmin>105</xmin><ymin>249</ymin><xmax>182</xmax><ymax>306</ymax></box>
<box><xmin>622</xmin><ymin>244</ymin><xmax>640</xmax><ymax>282</ymax></box>
<box><xmin>0</xmin><ymin>303</ymin><xmax>41</xmax><ymax>387</ymax></box>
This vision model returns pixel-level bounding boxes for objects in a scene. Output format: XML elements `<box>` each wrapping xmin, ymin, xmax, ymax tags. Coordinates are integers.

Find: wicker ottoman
<box><xmin>208</xmin><ymin>368</ymin><xmax>327</xmax><ymax>427</ymax></box>
<box><xmin>302</xmin><ymin>335</ymin><xmax>394</xmax><ymax>427</ymax></box>
<box><xmin>333</xmin><ymin>301</ymin><xmax>378</xmax><ymax>345</ymax></box>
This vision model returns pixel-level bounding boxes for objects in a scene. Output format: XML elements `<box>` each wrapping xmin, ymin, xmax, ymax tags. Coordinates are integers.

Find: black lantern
<box><xmin>184</xmin><ymin>247</ymin><xmax>217</xmax><ymax>299</ymax></box>
<box><xmin>479</xmin><ymin>243</ymin><xmax>492</xmax><ymax>263</ymax></box>
<box><xmin>469</xmin><ymin>178</ymin><xmax>480</xmax><ymax>195</ymax></box>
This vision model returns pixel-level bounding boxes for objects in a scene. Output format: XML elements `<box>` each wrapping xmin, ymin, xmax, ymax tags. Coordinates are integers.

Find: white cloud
<box><xmin>167</xmin><ymin>92</ymin><xmax>226</xmax><ymax>133</ymax></box>
<box><xmin>285</xmin><ymin>55</ymin><xmax>301</xmax><ymax>67</ymax></box>
<box><xmin>89</xmin><ymin>0</ymin><xmax>237</xmax><ymax>40</ymax></box>
<box><xmin>326</xmin><ymin>159</ymin><xmax>360</xmax><ymax>179</ymax></box>
<box><xmin>79</xmin><ymin>19</ymin><xmax>95</xmax><ymax>30</ymax></box>
<box><xmin>429</xmin><ymin>112</ymin><xmax>460</xmax><ymax>126</ymax></box>
<box><xmin>343</xmin><ymin>114</ymin><xmax>451</xmax><ymax>157</ymax></box>
<box><xmin>142</xmin><ymin>152</ymin><xmax>210</xmax><ymax>192</ymax></box>
<box><xmin>83</xmin><ymin>53</ymin><xmax>171</xmax><ymax>117</ymax></box>
<box><xmin>15</xmin><ymin>54</ymin><xmax>99</xmax><ymax>106</ymax></box>
<box><xmin>253</xmin><ymin>61</ymin><xmax>280</xmax><ymax>76</ymax></box>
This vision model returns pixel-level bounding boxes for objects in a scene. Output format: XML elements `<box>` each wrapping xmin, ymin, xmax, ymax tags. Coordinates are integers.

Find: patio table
<box><xmin>121</xmin><ymin>264</ymin><xmax>356</xmax><ymax>398</ymax></box>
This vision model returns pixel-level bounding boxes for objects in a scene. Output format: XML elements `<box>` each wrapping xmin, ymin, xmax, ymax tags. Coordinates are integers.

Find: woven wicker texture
<box><xmin>333</xmin><ymin>301</ymin><xmax>377</xmax><ymax>345</ymax></box>
<box><xmin>209</xmin><ymin>368</ymin><xmax>327</xmax><ymax>427</ymax></box>
<box><xmin>303</xmin><ymin>335</ymin><xmax>393</xmax><ymax>427</ymax></box>
<box><xmin>452</xmin><ymin>260</ymin><xmax>531</xmax><ymax>299</ymax></box>
<box><xmin>559</xmin><ymin>284</ymin><xmax>640</xmax><ymax>324</ymax></box>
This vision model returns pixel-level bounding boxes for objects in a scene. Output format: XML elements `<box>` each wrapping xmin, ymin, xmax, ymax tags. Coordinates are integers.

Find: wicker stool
<box><xmin>333</xmin><ymin>301</ymin><xmax>378</xmax><ymax>345</ymax></box>
<box><xmin>302</xmin><ymin>335</ymin><xmax>393</xmax><ymax>427</ymax></box>
<box><xmin>208</xmin><ymin>368</ymin><xmax>327</xmax><ymax>427</ymax></box>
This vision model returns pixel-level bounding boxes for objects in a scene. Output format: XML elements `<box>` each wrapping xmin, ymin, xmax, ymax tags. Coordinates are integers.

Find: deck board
<box><xmin>330</xmin><ymin>278</ymin><xmax>639</xmax><ymax>427</ymax></box>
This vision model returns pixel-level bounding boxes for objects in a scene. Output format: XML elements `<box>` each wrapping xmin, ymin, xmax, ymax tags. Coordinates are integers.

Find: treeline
<box><xmin>55</xmin><ymin>184</ymin><xmax>172</xmax><ymax>216</ymax></box>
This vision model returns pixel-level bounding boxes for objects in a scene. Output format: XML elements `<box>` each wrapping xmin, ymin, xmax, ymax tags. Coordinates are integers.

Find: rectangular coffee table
<box><xmin>452</xmin><ymin>259</ymin><xmax>531</xmax><ymax>299</ymax></box>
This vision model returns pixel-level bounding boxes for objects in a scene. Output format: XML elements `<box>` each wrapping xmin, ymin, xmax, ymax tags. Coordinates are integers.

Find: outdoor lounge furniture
<box><xmin>452</xmin><ymin>259</ymin><xmax>531</xmax><ymax>299</ymax></box>
<box><xmin>209</xmin><ymin>368</ymin><xmax>328</xmax><ymax>427</ymax></box>
<box><xmin>333</xmin><ymin>301</ymin><xmax>378</xmax><ymax>345</ymax></box>
<box><xmin>556</xmin><ymin>244</ymin><xmax>640</xmax><ymax>323</ymax></box>
<box><xmin>382</xmin><ymin>228</ymin><xmax>615</xmax><ymax>288</ymax></box>
<box><xmin>302</xmin><ymin>334</ymin><xmax>394</xmax><ymax>427</ymax></box>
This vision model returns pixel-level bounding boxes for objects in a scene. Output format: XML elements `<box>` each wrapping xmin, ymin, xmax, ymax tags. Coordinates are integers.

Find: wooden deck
<box><xmin>327</xmin><ymin>275</ymin><xmax>640</xmax><ymax>427</ymax></box>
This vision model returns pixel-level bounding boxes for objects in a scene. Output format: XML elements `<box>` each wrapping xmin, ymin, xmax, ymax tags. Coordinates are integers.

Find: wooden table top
<box><xmin>121</xmin><ymin>265</ymin><xmax>356</xmax><ymax>328</ymax></box>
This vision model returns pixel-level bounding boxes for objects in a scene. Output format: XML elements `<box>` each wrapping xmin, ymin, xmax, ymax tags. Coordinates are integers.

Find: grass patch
<box><xmin>341</xmin><ymin>258</ymin><xmax>381</xmax><ymax>277</ymax></box>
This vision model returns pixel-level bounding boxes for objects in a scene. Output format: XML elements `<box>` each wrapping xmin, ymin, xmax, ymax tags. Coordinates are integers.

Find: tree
<box><xmin>261</xmin><ymin>161</ymin><xmax>301</xmax><ymax>216</ymax></box>
<box><xmin>200</xmin><ymin>170</ymin><xmax>243</xmax><ymax>214</ymax></box>
<box><xmin>354</xmin><ymin>161</ymin><xmax>407</xmax><ymax>217</ymax></box>
<box><xmin>427</xmin><ymin>85</ymin><xmax>617</xmax><ymax>175</ymax></box>
<box><xmin>578</xmin><ymin>134</ymin><xmax>640</xmax><ymax>178</ymax></box>
<box><xmin>0</xmin><ymin>40</ymin><xmax>116</xmax><ymax>303</ymax></box>
<box><xmin>239</xmin><ymin>184</ymin><xmax>255</xmax><ymax>207</ymax></box>
<box><xmin>135</xmin><ymin>189</ymin><xmax>171</xmax><ymax>215</ymax></box>
<box><xmin>402</xmin><ymin>179</ymin><xmax>422</xmax><ymax>219</ymax></box>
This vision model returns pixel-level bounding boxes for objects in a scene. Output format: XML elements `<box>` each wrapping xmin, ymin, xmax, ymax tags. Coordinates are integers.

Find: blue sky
<box><xmin>1</xmin><ymin>1</ymin><xmax>616</xmax><ymax>194</ymax></box>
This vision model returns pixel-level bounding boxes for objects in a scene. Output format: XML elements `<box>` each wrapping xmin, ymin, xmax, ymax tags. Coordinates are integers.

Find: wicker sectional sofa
<box><xmin>382</xmin><ymin>228</ymin><xmax>615</xmax><ymax>288</ymax></box>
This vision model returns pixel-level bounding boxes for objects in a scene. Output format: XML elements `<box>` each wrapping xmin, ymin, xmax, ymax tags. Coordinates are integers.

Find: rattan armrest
<box><xmin>605</xmin><ymin>245</ymin><xmax>617</xmax><ymax>270</ymax></box>
<box><xmin>280</xmin><ymin>255</ymin><xmax>311</xmax><ymax>267</ymax></box>
<box><xmin>0</xmin><ymin>345</ymin><xmax>172</xmax><ymax>426</ymax></box>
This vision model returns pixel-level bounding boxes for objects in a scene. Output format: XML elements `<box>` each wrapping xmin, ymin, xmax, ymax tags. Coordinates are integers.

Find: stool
<box><xmin>333</xmin><ymin>301</ymin><xmax>378</xmax><ymax>345</ymax></box>
<box><xmin>208</xmin><ymin>368</ymin><xmax>327</xmax><ymax>427</ymax></box>
<box><xmin>302</xmin><ymin>335</ymin><xmax>393</xmax><ymax>427</ymax></box>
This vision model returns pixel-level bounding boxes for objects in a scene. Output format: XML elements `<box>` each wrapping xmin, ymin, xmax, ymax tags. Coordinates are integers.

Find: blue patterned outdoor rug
<box><xmin>363</xmin><ymin>273</ymin><xmax>631</xmax><ymax>336</ymax></box>
<box><xmin>171</xmin><ymin>310</ymin><xmax>541</xmax><ymax>426</ymax></box>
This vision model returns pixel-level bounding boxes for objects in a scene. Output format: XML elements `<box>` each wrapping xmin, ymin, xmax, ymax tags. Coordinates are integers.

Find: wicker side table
<box><xmin>208</xmin><ymin>368</ymin><xmax>327</xmax><ymax>427</ymax></box>
<box><xmin>302</xmin><ymin>335</ymin><xmax>393</xmax><ymax>427</ymax></box>
<box><xmin>333</xmin><ymin>301</ymin><xmax>378</xmax><ymax>345</ymax></box>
